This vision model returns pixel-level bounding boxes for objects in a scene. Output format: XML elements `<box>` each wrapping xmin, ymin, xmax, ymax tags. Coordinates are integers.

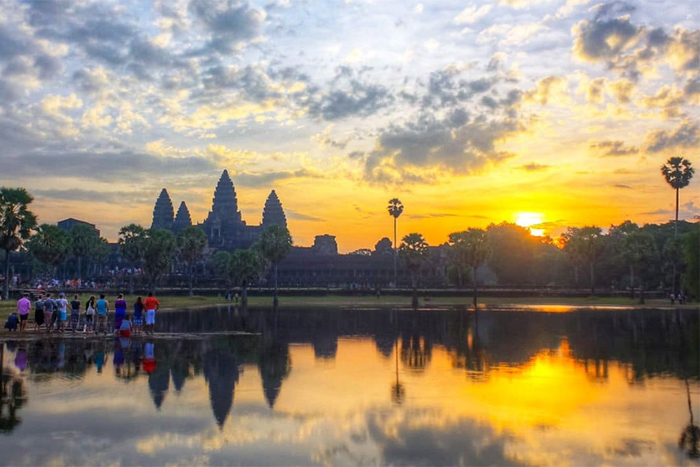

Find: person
<box><xmin>43</xmin><ymin>293</ymin><xmax>55</xmax><ymax>332</ymax></box>
<box><xmin>4</xmin><ymin>312</ymin><xmax>19</xmax><ymax>331</ymax></box>
<box><xmin>118</xmin><ymin>313</ymin><xmax>132</xmax><ymax>338</ymax></box>
<box><xmin>56</xmin><ymin>292</ymin><xmax>69</xmax><ymax>332</ymax></box>
<box><xmin>114</xmin><ymin>293</ymin><xmax>127</xmax><ymax>333</ymax></box>
<box><xmin>70</xmin><ymin>295</ymin><xmax>81</xmax><ymax>332</ymax></box>
<box><xmin>95</xmin><ymin>294</ymin><xmax>110</xmax><ymax>334</ymax></box>
<box><xmin>85</xmin><ymin>295</ymin><xmax>96</xmax><ymax>333</ymax></box>
<box><xmin>143</xmin><ymin>292</ymin><xmax>159</xmax><ymax>336</ymax></box>
<box><xmin>143</xmin><ymin>341</ymin><xmax>156</xmax><ymax>374</ymax></box>
<box><xmin>132</xmin><ymin>296</ymin><xmax>144</xmax><ymax>335</ymax></box>
<box><xmin>34</xmin><ymin>294</ymin><xmax>45</xmax><ymax>331</ymax></box>
<box><xmin>17</xmin><ymin>292</ymin><xmax>31</xmax><ymax>332</ymax></box>
<box><xmin>670</xmin><ymin>293</ymin><xmax>675</xmax><ymax>305</ymax></box>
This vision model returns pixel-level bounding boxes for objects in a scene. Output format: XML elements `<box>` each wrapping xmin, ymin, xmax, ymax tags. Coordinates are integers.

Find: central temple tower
<box><xmin>201</xmin><ymin>170</ymin><xmax>257</xmax><ymax>249</ymax></box>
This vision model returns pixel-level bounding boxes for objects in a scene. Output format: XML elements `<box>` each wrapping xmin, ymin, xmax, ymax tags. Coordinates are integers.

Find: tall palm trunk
<box><xmin>638</xmin><ymin>282</ymin><xmax>645</xmax><ymax>304</ymax></box>
<box><xmin>393</xmin><ymin>217</ymin><xmax>397</xmax><ymax>288</ymax></box>
<box><xmin>589</xmin><ymin>262</ymin><xmax>595</xmax><ymax>296</ymax></box>
<box><xmin>188</xmin><ymin>263</ymin><xmax>194</xmax><ymax>297</ymax></box>
<box><xmin>472</xmin><ymin>266</ymin><xmax>478</xmax><ymax>308</ymax></box>
<box><xmin>242</xmin><ymin>282</ymin><xmax>248</xmax><ymax>305</ymax></box>
<box><xmin>3</xmin><ymin>249</ymin><xmax>9</xmax><ymax>300</ymax></box>
<box><xmin>675</xmin><ymin>187</ymin><xmax>679</xmax><ymax>236</ymax></box>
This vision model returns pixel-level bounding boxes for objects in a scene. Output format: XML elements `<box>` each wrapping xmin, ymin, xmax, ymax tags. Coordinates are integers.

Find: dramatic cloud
<box><xmin>590</xmin><ymin>140</ymin><xmax>639</xmax><ymax>156</ymax></box>
<box><xmin>645</xmin><ymin>121</ymin><xmax>700</xmax><ymax>153</ymax></box>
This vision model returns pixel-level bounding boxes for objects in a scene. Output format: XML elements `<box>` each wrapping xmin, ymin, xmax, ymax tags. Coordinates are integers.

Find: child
<box><xmin>118</xmin><ymin>313</ymin><xmax>132</xmax><ymax>338</ymax></box>
<box><xmin>4</xmin><ymin>312</ymin><xmax>19</xmax><ymax>331</ymax></box>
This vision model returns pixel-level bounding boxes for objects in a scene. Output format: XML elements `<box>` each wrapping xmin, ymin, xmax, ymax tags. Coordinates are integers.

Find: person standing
<box><xmin>43</xmin><ymin>293</ymin><xmax>55</xmax><ymax>332</ymax></box>
<box><xmin>56</xmin><ymin>293</ymin><xmax>69</xmax><ymax>333</ymax></box>
<box><xmin>114</xmin><ymin>294</ymin><xmax>127</xmax><ymax>333</ymax></box>
<box><xmin>70</xmin><ymin>295</ymin><xmax>81</xmax><ymax>332</ymax></box>
<box><xmin>17</xmin><ymin>293</ymin><xmax>31</xmax><ymax>332</ymax></box>
<box><xmin>143</xmin><ymin>292</ymin><xmax>159</xmax><ymax>336</ymax></box>
<box><xmin>132</xmin><ymin>296</ymin><xmax>144</xmax><ymax>335</ymax></box>
<box><xmin>95</xmin><ymin>294</ymin><xmax>110</xmax><ymax>334</ymax></box>
<box><xmin>34</xmin><ymin>294</ymin><xmax>45</xmax><ymax>331</ymax></box>
<box><xmin>84</xmin><ymin>295</ymin><xmax>96</xmax><ymax>333</ymax></box>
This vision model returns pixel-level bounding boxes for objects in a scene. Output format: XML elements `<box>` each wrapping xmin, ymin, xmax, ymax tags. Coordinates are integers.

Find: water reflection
<box><xmin>0</xmin><ymin>306</ymin><xmax>697</xmax><ymax>465</ymax></box>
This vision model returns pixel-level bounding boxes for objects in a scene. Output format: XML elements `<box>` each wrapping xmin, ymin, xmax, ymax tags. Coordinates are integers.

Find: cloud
<box><xmin>364</xmin><ymin>110</ymin><xmax>521</xmax><ymax>184</ymax></box>
<box><xmin>33</xmin><ymin>189</ymin><xmax>153</xmax><ymax>205</ymax></box>
<box><xmin>590</xmin><ymin>140</ymin><xmax>638</xmax><ymax>157</ymax></box>
<box><xmin>519</xmin><ymin>163</ymin><xmax>550</xmax><ymax>171</ymax></box>
<box><xmin>524</xmin><ymin>76</ymin><xmax>568</xmax><ymax>105</ymax></box>
<box><xmin>645</xmin><ymin>121</ymin><xmax>699</xmax><ymax>153</ymax></box>
<box><xmin>407</xmin><ymin>213</ymin><xmax>457</xmax><ymax>219</ymax></box>
<box><xmin>286</xmin><ymin>210</ymin><xmax>323</xmax><ymax>222</ymax></box>
<box><xmin>304</xmin><ymin>68</ymin><xmax>394</xmax><ymax>121</ymax></box>
<box><xmin>1</xmin><ymin>149</ymin><xmax>217</xmax><ymax>182</ymax></box>
<box><xmin>311</xmin><ymin>125</ymin><xmax>349</xmax><ymax>149</ymax></box>
<box><xmin>230</xmin><ymin>168</ymin><xmax>325</xmax><ymax>187</ymax></box>
<box><xmin>454</xmin><ymin>4</ymin><xmax>492</xmax><ymax>25</ymax></box>
<box><xmin>572</xmin><ymin>17</ymin><xmax>640</xmax><ymax>63</ymax></box>
<box><xmin>189</xmin><ymin>0</ymin><xmax>266</xmax><ymax>53</ymax></box>
<box><xmin>613</xmin><ymin>184</ymin><xmax>632</xmax><ymax>189</ymax></box>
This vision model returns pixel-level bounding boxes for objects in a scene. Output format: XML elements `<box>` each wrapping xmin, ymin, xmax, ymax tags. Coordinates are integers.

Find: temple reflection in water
<box><xmin>0</xmin><ymin>306</ymin><xmax>698</xmax><ymax>465</ymax></box>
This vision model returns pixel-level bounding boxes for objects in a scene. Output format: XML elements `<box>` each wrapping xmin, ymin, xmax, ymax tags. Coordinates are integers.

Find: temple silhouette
<box><xmin>151</xmin><ymin>170</ymin><xmax>287</xmax><ymax>249</ymax></box>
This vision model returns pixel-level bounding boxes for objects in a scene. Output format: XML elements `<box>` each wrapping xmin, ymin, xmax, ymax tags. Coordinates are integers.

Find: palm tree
<box><xmin>92</xmin><ymin>237</ymin><xmax>110</xmax><ymax>276</ymax></box>
<box><xmin>212</xmin><ymin>250</ymin><xmax>232</xmax><ymax>295</ymax></box>
<box><xmin>25</xmin><ymin>224</ymin><xmax>71</xmax><ymax>275</ymax></box>
<box><xmin>661</xmin><ymin>157</ymin><xmax>695</xmax><ymax>237</ymax></box>
<box><xmin>257</xmin><ymin>225</ymin><xmax>292</xmax><ymax>306</ymax></box>
<box><xmin>398</xmin><ymin>232</ymin><xmax>429</xmax><ymax>307</ymax></box>
<box><xmin>176</xmin><ymin>226</ymin><xmax>208</xmax><ymax>297</ymax></box>
<box><xmin>561</xmin><ymin>226</ymin><xmax>606</xmax><ymax>295</ymax></box>
<box><xmin>661</xmin><ymin>157</ymin><xmax>694</xmax><ymax>295</ymax></box>
<box><xmin>70</xmin><ymin>224</ymin><xmax>99</xmax><ymax>280</ymax></box>
<box><xmin>621</xmin><ymin>231</ymin><xmax>657</xmax><ymax>304</ymax></box>
<box><xmin>229</xmin><ymin>248</ymin><xmax>263</xmax><ymax>305</ymax></box>
<box><xmin>118</xmin><ymin>224</ymin><xmax>147</xmax><ymax>294</ymax></box>
<box><xmin>387</xmin><ymin>198</ymin><xmax>404</xmax><ymax>288</ymax></box>
<box><xmin>448</xmin><ymin>229</ymin><xmax>491</xmax><ymax>308</ymax></box>
<box><xmin>0</xmin><ymin>188</ymin><xmax>37</xmax><ymax>300</ymax></box>
<box><xmin>142</xmin><ymin>228</ymin><xmax>177</xmax><ymax>293</ymax></box>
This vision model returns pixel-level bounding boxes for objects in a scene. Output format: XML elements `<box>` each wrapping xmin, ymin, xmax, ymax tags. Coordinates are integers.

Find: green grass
<box><xmin>0</xmin><ymin>293</ymin><xmax>691</xmax><ymax>325</ymax></box>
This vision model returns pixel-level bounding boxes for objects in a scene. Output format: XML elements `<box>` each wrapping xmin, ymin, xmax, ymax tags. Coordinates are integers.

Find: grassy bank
<box><xmin>2</xmin><ymin>293</ymin><xmax>693</xmax><ymax>324</ymax></box>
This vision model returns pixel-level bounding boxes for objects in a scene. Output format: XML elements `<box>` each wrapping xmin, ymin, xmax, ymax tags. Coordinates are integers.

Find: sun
<box><xmin>515</xmin><ymin>212</ymin><xmax>545</xmax><ymax>237</ymax></box>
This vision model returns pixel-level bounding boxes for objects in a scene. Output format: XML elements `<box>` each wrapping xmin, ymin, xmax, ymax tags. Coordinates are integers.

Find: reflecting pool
<box><xmin>0</xmin><ymin>306</ymin><xmax>698</xmax><ymax>466</ymax></box>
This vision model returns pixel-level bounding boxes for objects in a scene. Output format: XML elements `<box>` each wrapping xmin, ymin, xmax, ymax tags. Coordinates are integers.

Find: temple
<box><xmin>150</xmin><ymin>170</ymin><xmax>287</xmax><ymax>250</ymax></box>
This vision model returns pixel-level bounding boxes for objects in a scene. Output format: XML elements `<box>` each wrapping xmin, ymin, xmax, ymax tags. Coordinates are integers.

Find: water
<box><xmin>0</xmin><ymin>306</ymin><xmax>698</xmax><ymax>466</ymax></box>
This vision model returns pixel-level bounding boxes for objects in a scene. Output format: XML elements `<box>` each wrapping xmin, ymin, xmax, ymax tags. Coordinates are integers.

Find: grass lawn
<box><xmin>1</xmin><ymin>293</ymin><xmax>691</xmax><ymax>325</ymax></box>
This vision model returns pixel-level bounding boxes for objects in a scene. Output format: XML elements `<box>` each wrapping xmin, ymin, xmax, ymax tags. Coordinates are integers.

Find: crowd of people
<box><xmin>5</xmin><ymin>292</ymin><xmax>160</xmax><ymax>336</ymax></box>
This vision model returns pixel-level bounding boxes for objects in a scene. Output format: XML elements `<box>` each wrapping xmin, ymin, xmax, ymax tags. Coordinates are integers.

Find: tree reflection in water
<box><xmin>0</xmin><ymin>367</ymin><xmax>26</xmax><ymax>434</ymax></box>
<box><xmin>679</xmin><ymin>379</ymin><xmax>700</xmax><ymax>458</ymax></box>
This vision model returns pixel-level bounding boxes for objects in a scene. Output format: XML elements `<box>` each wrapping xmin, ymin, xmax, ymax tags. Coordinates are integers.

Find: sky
<box><xmin>0</xmin><ymin>0</ymin><xmax>697</xmax><ymax>252</ymax></box>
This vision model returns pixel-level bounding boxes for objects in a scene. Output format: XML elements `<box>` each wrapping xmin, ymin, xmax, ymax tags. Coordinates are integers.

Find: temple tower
<box><xmin>151</xmin><ymin>188</ymin><xmax>174</xmax><ymax>230</ymax></box>
<box><xmin>261</xmin><ymin>190</ymin><xmax>287</xmax><ymax>229</ymax></box>
<box><xmin>173</xmin><ymin>201</ymin><xmax>192</xmax><ymax>233</ymax></box>
<box><xmin>207</xmin><ymin>170</ymin><xmax>242</xmax><ymax>224</ymax></box>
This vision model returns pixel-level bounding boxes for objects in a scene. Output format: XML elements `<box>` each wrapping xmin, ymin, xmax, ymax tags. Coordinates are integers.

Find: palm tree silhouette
<box><xmin>661</xmin><ymin>157</ymin><xmax>695</xmax><ymax>234</ymax></box>
<box><xmin>387</xmin><ymin>198</ymin><xmax>404</xmax><ymax>288</ymax></box>
<box><xmin>680</xmin><ymin>378</ymin><xmax>700</xmax><ymax>458</ymax></box>
<box><xmin>660</xmin><ymin>157</ymin><xmax>694</xmax><ymax>295</ymax></box>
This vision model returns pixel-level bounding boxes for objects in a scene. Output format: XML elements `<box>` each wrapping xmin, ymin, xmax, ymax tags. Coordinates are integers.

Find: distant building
<box><xmin>312</xmin><ymin>235</ymin><xmax>338</xmax><ymax>255</ymax></box>
<box><xmin>57</xmin><ymin>218</ymin><xmax>100</xmax><ymax>237</ymax></box>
